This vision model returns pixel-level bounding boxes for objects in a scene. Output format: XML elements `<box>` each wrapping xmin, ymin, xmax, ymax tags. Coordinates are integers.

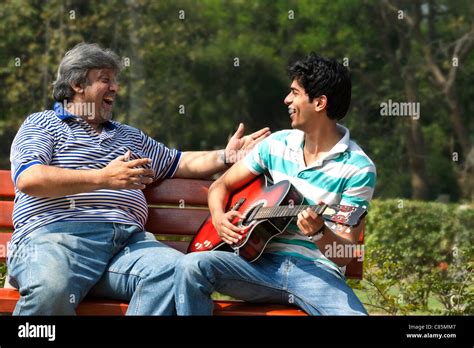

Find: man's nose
<box><xmin>110</xmin><ymin>81</ymin><xmax>119</xmax><ymax>93</ymax></box>
<box><xmin>284</xmin><ymin>93</ymin><xmax>292</xmax><ymax>105</ymax></box>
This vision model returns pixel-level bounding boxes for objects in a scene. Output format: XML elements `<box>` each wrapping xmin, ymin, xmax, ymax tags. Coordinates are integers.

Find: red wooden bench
<box><xmin>0</xmin><ymin>169</ymin><xmax>363</xmax><ymax>315</ymax></box>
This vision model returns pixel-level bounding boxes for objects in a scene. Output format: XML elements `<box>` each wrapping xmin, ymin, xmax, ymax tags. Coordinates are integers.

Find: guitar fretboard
<box><xmin>254</xmin><ymin>204</ymin><xmax>326</xmax><ymax>220</ymax></box>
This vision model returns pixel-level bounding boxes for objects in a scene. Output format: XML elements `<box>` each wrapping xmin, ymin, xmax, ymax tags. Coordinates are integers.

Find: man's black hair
<box><xmin>288</xmin><ymin>53</ymin><xmax>351</xmax><ymax>120</ymax></box>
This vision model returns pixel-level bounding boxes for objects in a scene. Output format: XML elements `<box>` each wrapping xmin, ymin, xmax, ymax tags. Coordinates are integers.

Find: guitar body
<box><xmin>188</xmin><ymin>175</ymin><xmax>304</xmax><ymax>262</ymax></box>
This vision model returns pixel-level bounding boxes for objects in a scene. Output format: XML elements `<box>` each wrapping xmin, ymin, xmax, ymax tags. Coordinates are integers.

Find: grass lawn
<box><xmin>354</xmin><ymin>287</ymin><xmax>446</xmax><ymax>315</ymax></box>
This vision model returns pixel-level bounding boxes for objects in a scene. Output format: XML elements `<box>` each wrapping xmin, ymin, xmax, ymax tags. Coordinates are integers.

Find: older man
<box><xmin>8</xmin><ymin>43</ymin><xmax>269</xmax><ymax>315</ymax></box>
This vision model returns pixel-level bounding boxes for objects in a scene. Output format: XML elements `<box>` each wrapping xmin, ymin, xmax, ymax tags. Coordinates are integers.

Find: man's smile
<box><xmin>103</xmin><ymin>95</ymin><xmax>114</xmax><ymax>105</ymax></box>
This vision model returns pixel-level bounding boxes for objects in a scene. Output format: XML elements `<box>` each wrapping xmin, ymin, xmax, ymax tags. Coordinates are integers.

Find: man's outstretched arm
<box><xmin>174</xmin><ymin>124</ymin><xmax>270</xmax><ymax>178</ymax></box>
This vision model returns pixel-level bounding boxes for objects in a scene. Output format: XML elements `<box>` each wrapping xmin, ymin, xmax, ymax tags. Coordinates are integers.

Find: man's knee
<box><xmin>132</xmin><ymin>244</ymin><xmax>183</xmax><ymax>276</ymax></box>
<box><xmin>10</xmin><ymin>251</ymin><xmax>77</xmax><ymax>310</ymax></box>
<box><xmin>27</xmin><ymin>276</ymin><xmax>72</xmax><ymax>302</ymax></box>
<box><xmin>13</xmin><ymin>271</ymin><xmax>76</xmax><ymax>315</ymax></box>
<box><xmin>175</xmin><ymin>252</ymin><xmax>216</xmax><ymax>280</ymax></box>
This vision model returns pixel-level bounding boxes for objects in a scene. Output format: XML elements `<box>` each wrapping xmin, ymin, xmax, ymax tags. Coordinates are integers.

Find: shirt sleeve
<box><xmin>10</xmin><ymin>121</ymin><xmax>55</xmax><ymax>186</ymax></box>
<box><xmin>340</xmin><ymin>165</ymin><xmax>377</xmax><ymax>209</ymax></box>
<box><xmin>140</xmin><ymin>131</ymin><xmax>182</xmax><ymax>180</ymax></box>
<box><xmin>243</xmin><ymin>136</ymin><xmax>271</xmax><ymax>175</ymax></box>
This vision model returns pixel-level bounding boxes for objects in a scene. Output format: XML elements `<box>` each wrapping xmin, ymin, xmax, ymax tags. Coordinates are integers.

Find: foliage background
<box><xmin>0</xmin><ymin>0</ymin><xmax>472</xmax><ymax>314</ymax></box>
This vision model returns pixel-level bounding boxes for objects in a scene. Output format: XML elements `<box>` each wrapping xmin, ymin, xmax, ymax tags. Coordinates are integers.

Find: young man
<box><xmin>174</xmin><ymin>53</ymin><xmax>376</xmax><ymax>315</ymax></box>
<box><xmin>8</xmin><ymin>43</ymin><xmax>269</xmax><ymax>315</ymax></box>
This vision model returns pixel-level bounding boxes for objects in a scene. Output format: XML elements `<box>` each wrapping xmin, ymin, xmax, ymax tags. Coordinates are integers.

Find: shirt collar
<box><xmin>330</xmin><ymin>124</ymin><xmax>350</xmax><ymax>155</ymax></box>
<box><xmin>287</xmin><ymin>124</ymin><xmax>351</xmax><ymax>168</ymax></box>
<box><xmin>53</xmin><ymin>102</ymin><xmax>117</xmax><ymax>130</ymax></box>
<box><xmin>287</xmin><ymin>124</ymin><xmax>350</xmax><ymax>153</ymax></box>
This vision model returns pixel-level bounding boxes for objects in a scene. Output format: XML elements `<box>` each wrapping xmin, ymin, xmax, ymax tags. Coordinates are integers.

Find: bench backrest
<box><xmin>0</xmin><ymin>169</ymin><xmax>363</xmax><ymax>278</ymax></box>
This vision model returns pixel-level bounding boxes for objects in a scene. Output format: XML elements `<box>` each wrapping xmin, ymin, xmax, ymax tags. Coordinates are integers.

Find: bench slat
<box><xmin>0</xmin><ymin>233</ymin><xmax>11</xmax><ymax>262</ymax></box>
<box><xmin>345</xmin><ymin>258</ymin><xmax>363</xmax><ymax>278</ymax></box>
<box><xmin>146</xmin><ymin>208</ymin><xmax>209</xmax><ymax>235</ymax></box>
<box><xmin>76</xmin><ymin>297</ymin><xmax>129</xmax><ymax>315</ymax></box>
<box><xmin>0</xmin><ymin>170</ymin><xmax>14</xmax><ymax>199</ymax></box>
<box><xmin>0</xmin><ymin>288</ymin><xmax>308</xmax><ymax>316</ymax></box>
<box><xmin>0</xmin><ymin>201</ymin><xmax>14</xmax><ymax>229</ymax></box>
<box><xmin>144</xmin><ymin>178</ymin><xmax>212</xmax><ymax>206</ymax></box>
<box><xmin>213</xmin><ymin>300</ymin><xmax>307</xmax><ymax>316</ymax></box>
<box><xmin>0</xmin><ymin>288</ymin><xmax>18</xmax><ymax>313</ymax></box>
<box><xmin>161</xmin><ymin>240</ymin><xmax>190</xmax><ymax>254</ymax></box>
<box><xmin>0</xmin><ymin>289</ymin><xmax>131</xmax><ymax>315</ymax></box>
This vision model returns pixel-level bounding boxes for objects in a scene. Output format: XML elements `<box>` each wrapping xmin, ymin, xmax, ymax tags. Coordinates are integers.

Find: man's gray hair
<box><xmin>52</xmin><ymin>43</ymin><xmax>123</xmax><ymax>102</ymax></box>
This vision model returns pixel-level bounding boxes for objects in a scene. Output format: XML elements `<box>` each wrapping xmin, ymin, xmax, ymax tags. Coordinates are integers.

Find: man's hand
<box><xmin>224</xmin><ymin>123</ymin><xmax>270</xmax><ymax>164</ymax></box>
<box><xmin>297</xmin><ymin>206</ymin><xmax>365</xmax><ymax>267</ymax></box>
<box><xmin>212</xmin><ymin>210</ymin><xmax>245</xmax><ymax>245</ymax></box>
<box><xmin>99</xmin><ymin>151</ymin><xmax>155</xmax><ymax>190</ymax></box>
<box><xmin>297</xmin><ymin>208</ymin><xmax>325</xmax><ymax>238</ymax></box>
<box><xmin>175</xmin><ymin>124</ymin><xmax>270</xmax><ymax>179</ymax></box>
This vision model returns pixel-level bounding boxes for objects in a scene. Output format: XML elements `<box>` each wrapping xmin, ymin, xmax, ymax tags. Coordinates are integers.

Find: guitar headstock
<box><xmin>321</xmin><ymin>204</ymin><xmax>367</xmax><ymax>227</ymax></box>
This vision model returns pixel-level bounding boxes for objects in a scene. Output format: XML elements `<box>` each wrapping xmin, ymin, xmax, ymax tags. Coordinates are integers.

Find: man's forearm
<box><xmin>16</xmin><ymin>164</ymin><xmax>102</xmax><ymax>198</ymax></box>
<box><xmin>208</xmin><ymin>177</ymin><xmax>231</xmax><ymax>219</ymax></box>
<box><xmin>208</xmin><ymin>160</ymin><xmax>258</xmax><ymax>228</ymax></box>
<box><xmin>174</xmin><ymin>150</ymin><xmax>228</xmax><ymax>179</ymax></box>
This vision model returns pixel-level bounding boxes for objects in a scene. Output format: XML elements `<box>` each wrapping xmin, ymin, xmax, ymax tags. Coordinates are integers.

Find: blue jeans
<box><xmin>7</xmin><ymin>221</ymin><xmax>183</xmax><ymax>315</ymax></box>
<box><xmin>174</xmin><ymin>251</ymin><xmax>368</xmax><ymax>315</ymax></box>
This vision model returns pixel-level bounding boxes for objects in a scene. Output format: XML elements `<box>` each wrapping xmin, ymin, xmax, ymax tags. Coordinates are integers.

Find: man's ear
<box><xmin>70</xmin><ymin>82</ymin><xmax>84</xmax><ymax>95</ymax></box>
<box><xmin>313</xmin><ymin>95</ymin><xmax>328</xmax><ymax>112</ymax></box>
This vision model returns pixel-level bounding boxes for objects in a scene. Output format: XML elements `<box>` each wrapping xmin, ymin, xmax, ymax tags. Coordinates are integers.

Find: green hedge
<box><xmin>1</xmin><ymin>199</ymin><xmax>473</xmax><ymax>314</ymax></box>
<box><xmin>0</xmin><ymin>263</ymin><xmax>5</xmax><ymax>288</ymax></box>
<box><xmin>351</xmin><ymin>199</ymin><xmax>473</xmax><ymax>315</ymax></box>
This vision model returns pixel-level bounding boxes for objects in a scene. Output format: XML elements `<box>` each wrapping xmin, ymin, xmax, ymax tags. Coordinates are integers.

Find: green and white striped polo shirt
<box><xmin>244</xmin><ymin>125</ymin><xmax>376</xmax><ymax>274</ymax></box>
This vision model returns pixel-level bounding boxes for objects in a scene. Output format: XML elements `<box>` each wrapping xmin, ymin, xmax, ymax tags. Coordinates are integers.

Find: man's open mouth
<box><xmin>103</xmin><ymin>96</ymin><xmax>114</xmax><ymax>105</ymax></box>
<box><xmin>288</xmin><ymin>107</ymin><xmax>296</xmax><ymax>115</ymax></box>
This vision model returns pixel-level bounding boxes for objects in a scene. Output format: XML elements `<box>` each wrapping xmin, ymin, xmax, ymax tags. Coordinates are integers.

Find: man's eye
<box><xmin>102</xmin><ymin>79</ymin><xmax>110</xmax><ymax>83</ymax></box>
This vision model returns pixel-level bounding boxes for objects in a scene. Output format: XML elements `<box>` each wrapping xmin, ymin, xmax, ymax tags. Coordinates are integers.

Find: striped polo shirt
<box><xmin>244</xmin><ymin>125</ymin><xmax>376</xmax><ymax>273</ymax></box>
<box><xmin>9</xmin><ymin>102</ymin><xmax>181</xmax><ymax>246</ymax></box>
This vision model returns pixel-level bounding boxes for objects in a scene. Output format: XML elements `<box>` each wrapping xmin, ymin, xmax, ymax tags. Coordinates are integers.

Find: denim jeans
<box><xmin>174</xmin><ymin>251</ymin><xmax>368</xmax><ymax>315</ymax></box>
<box><xmin>7</xmin><ymin>221</ymin><xmax>183</xmax><ymax>315</ymax></box>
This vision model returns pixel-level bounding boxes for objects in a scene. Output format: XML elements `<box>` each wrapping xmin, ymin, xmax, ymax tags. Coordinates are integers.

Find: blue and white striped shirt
<box><xmin>9</xmin><ymin>102</ymin><xmax>181</xmax><ymax>246</ymax></box>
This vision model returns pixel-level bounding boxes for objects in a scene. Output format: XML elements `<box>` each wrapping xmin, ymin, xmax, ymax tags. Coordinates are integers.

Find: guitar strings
<box><xmin>255</xmin><ymin>204</ymin><xmax>326</xmax><ymax>219</ymax></box>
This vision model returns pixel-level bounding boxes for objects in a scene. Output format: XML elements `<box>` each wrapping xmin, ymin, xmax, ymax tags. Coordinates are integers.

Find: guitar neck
<box><xmin>254</xmin><ymin>204</ymin><xmax>326</xmax><ymax>220</ymax></box>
